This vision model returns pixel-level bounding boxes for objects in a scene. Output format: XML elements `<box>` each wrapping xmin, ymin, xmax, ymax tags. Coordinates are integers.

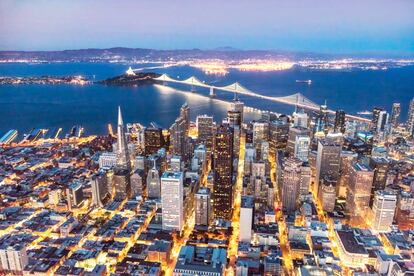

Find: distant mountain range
<box><xmin>0</xmin><ymin>47</ymin><xmax>342</xmax><ymax>62</ymax></box>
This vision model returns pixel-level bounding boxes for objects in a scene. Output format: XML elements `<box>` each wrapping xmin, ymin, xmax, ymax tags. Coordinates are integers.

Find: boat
<box><xmin>357</xmin><ymin>111</ymin><xmax>372</xmax><ymax>115</ymax></box>
<box><xmin>296</xmin><ymin>80</ymin><xmax>312</xmax><ymax>84</ymax></box>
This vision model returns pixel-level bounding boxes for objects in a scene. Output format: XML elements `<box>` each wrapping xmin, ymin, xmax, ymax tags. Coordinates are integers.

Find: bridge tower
<box><xmin>209</xmin><ymin>87</ymin><xmax>216</xmax><ymax>97</ymax></box>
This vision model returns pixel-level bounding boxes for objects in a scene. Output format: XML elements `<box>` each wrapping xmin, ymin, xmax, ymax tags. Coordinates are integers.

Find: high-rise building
<box><xmin>390</xmin><ymin>103</ymin><xmax>401</xmax><ymax>128</ymax></box>
<box><xmin>161</xmin><ymin>171</ymin><xmax>184</xmax><ymax>232</ymax></box>
<box><xmin>318</xmin><ymin>177</ymin><xmax>337</xmax><ymax>212</ymax></box>
<box><xmin>239</xmin><ymin>196</ymin><xmax>254</xmax><ymax>242</ymax></box>
<box><xmin>231</xmin><ymin>96</ymin><xmax>244</xmax><ymax>123</ymax></box>
<box><xmin>347</xmin><ymin>163</ymin><xmax>374</xmax><ymax>216</ymax></box>
<box><xmin>315</xmin><ymin>140</ymin><xmax>341</xmax><ymax>193</ymax></box>
<box><xmin>281</xmin><ymin>157</ymin><xmax>303</xmax><ymax>212</ymax></box>
<box><xmin>196</xmin><ymin>115</ymin><xmax>215</xmax><ymax>156</ymax></box>
<box><xmin>170</xmin><ymin>103</ymin><xmax>190</xmax><ymax>161</ymax></box>
<box><xmin>144</xmin><ymin>127</ymin><xmax>164</xmax><ymax>155</ymax></box>
<box><xmin>316</xmin><ymin>102</ymin><xmax>329</xmax><ymax>133</ymax></box>
<box><xmin>0</xmin><ymin>244</ymin><xmax>28</xmax><ymax>272</ymax></box>
<box><xmin>98</xmin><ymin>152</ymin><xmax>117</xmax><ymax>168</ymax></box>
<box><xmin>227</xmin><ymin>110</ymin><xmax>242</xmax><ymax>127</ymax></box>
<box><xmin>269</xmin><ymin>119</ymin><xmax>289</xmax><ymax>152</ymax></box>
<box><xmin>130</xmin><ymin>169</ymin><xmax>145</xmax><ymax>196</ymax></box>
<box><xmin>147</xmin><ymin>166</ymin><xmax>161</xmax><ymax>199</ymax></box>
<box><xmin>195</xmin><ymin>187</ymin><xmax>212</xmax><ymax>226</ymax></box>
<box><xmin>213</xmin><ymin>124</ymin><xmax>234</xmax><ymax>220</ymax></box>
<box><xmin>371</xmin><ymin>190</ymin><xmax>397</xmax><ymax>232</ymax></box>
<box><xmin>66</xmin><ymin>182</ymin><xmax>84</xmax><ymax>210</ymax></box>
<box><xmin>369</xmin><ymin>157</ymin><xmax>389</xmax><ymax>205</ymax></box>
<box><xmin>407</xmin><ymin>98</ymin><xmax>414</xmax><ymax>136</ymax></box>
<box><xmin>371</xmin><ymin>107</ymin><xmax>383</xmax><ymax>132</ymax></box>
<box><xmin>116</xmin><ymin>107</ymin><xmax>131</xmax><ymax>170</ymax></box>
<box><xmin>292</xmin><ymin>109</ymin><xmax>308</xmax><ymax>128</ymax></box>
<box><xmin>252</xmin><ymin>121</ymin><xmax>269</xmax><ymax>149</ymax></box>
<box><xmin>338</xmin><ymin>151</ymin><xmax>358</xmax><ymax>198</ymax></box>
<box><xmin>334</xmin><ymin>110</ymin><xmax>346</xmax><ymax>134</ymax></box>
<box><xmin>287</xmin><ymin>127</ymin><xmax>310</xmax><ymax>156</ymax></box>
<box><xmin>91</xmin><ymin>172</ymin><xmax>108</xmax><ymax>207</ymax></box>
<box><xmin>376</xmin><ymin>110</ymin><xmax>389</xmax><ymax>133</ymax></box>
<box><xmin>113</xmin><ymin>167</ymin><xmax>131</xmax><ymax>199</ymax></box>
<box><xmin>294</xmin><ymin>135</ymin><xmax>310</xmax><ymax>162</ymax></box>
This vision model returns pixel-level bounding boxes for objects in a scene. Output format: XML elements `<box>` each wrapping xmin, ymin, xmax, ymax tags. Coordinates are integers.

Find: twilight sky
<box><xmin>0</xmin><ymin>0</ymin><xmax>413</xmax><ymax>54</ymax></box>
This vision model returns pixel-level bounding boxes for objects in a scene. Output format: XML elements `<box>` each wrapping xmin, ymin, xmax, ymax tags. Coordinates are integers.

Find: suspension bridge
<box><xmin>146</xmin><ymin>73</ymin><xmax>369</xmax><ymax>122</ymax></box>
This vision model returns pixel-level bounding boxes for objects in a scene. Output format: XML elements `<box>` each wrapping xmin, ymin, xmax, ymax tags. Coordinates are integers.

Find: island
<box><xmin>97</xmin><ymin>71</ymin><xmax>160</xmax><ymax>86</ymax></box>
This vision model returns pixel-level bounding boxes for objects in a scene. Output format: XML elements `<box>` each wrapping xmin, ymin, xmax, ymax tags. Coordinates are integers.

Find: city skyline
<box><xmin>0</xmin><ymin>0</ymin><xmax>414</xmax><ymax>55</ymax></box>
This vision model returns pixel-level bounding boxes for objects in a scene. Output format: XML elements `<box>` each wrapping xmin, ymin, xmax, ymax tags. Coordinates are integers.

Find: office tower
<box><xmin>252</xmin><ymin>121</ymin><xmax>269</xmax><ymax>149</ymax></box>
<box><xmin>113</xmin><ymin>167</ymin><xmax>131</xmax><ymax>199</ymax></box>
<box><xmin>369</xmin><ymin>157</ymin><xmax>389</xmax><ymax>205</ymax></box>
<box><xmin>334</xmin><ymin>110</ymin><xmax>346</xmax><ymax>133</ymax></box>
<box><xmin>299</xmin><ymin>163</ymin><xmax>311</xmax><ymax>198</ymax></box>
<box><xmin>318</xmin><ymin>177</ymin><xmax>337</xmax><ymax>212</ymax></box>
<box><xmin>134</xmin><ymin>155</ymin><xmax>146</xmax><ymax>171</ymax></box>
<box><xmin>407</xmin><ymin>98</ymin><xmax>414</xmax><ymax>136</ymax></box>
<box><xmin>231</xmin><ymin>95</ymin><xmax>244</xmax><ymax>123</ymax></box>
<box><xmin>116</xmin><ymin>107</ymin><xmax>131</xmax><ymax>170</ymax></box>
<box><xmin>147</xmin><ymin>166</ymin><xmax>161</xmax><ymax>198</ymax></box>
<box><xmin>371</xmin><ymin>107</ymin><xmax>383</xmax><ymax>132</ymax></box>
<box><xmin>376</xmin><ymin>110</ymin><xmax>389</xmax><ymax>133</ymax></box>
<box><xmin>144</xmin><ymin>127</ymin><xmax>164</xmax><ymax>155</ymax></box>
<box><xmin>317</xmin><ymin>102</ymin><xmax>329</xmax><ymax>133</ymax></box>
<box><xmin>347</xmin><ymin>163</ymin><xmax>374</xmax><ymax>216</ymax></box>
<box><xmin>294</xmin><ymin>135</ymin><xmax>310</xmax><ymax>162</ymax></box>
<box><xmin>269</xmin><ymin>119</ymin><xmax>289</xmax><ymax>152</ymax></box>
<box><xmin>192</xmin><ymin>144</ymin><xmax>207</xmax><ymax>170</ymax></box>
<box><xmin>213</xmin><ymin>124</ymin><xmax>234</xmax><ymax>220</ymax></box>
<box><xmin>287</xmin><ymin>127</ymin><xmax>310</xmax><ymax>156</ymax></box>
<box><xmin>315</xmin><ymin>140</ymin><xmax>341</xmax><ymax>191</ymax></box>
<box><xmin>227</xmin><ymin>110</ymin><xmax>242</xmax><ymax>127</ymax></box>
<box><xmin>48</xmin><ymin>189</ymin><xmax>61</xmax><ymax>205</ymax></box>
<box><xmin>0</xmin><ymin>244</ymin><xmax>28</xmax><ymax>272</ymax></box>
<box><xmin>170</xmin><ymin>155</ymin><xmax>182</xmax><ymax>172</ymax></box>
<box><xmin>390</xmin><ymin>103</ymin><xmax>401</xmax><ymax>128</ymax></box>
<box><xmin>281</xmin><ymin>157</ymin><xmax>303</xmax><ymax>212</ymax></box>
<box><xmin>98</xmin><ymin>152</ymin><xmax>117</xmax><ymax>168</ymax></box>
<box><xmin>161</xmin><ymin>171</ymin><xmax>184</xmax><ymax>231</ymax></box>
<box><xmin>91</xmin><ymin>172</ymin><xmax>108</xmax><ymax>207</ymax></box>
<box><xmin>371</xmin><ymin>190</ymin><xmax>397</xmax><ymax>232</ymax></box>
<box><xmin>130</xmin><ymin>169</ymin><xmax>145</xmax><ymax>196</ymax></box>
<box><xmin>196</xmin><ymin>115</ymin><xmax>215</xmax><ymax>155</ymax></box>
<box><xmin>293</xmin><ymin>109</ymin><xmax>308</xmax><ymax>128</ymax></box>
<box><xmin>239</xmin><ymin>196</ymin><xmax>254</xmax><ymax>242</ymax></box>
<box><xmin>66</xmin><ymin>182</ymin><xmax>84</xmax><ymax>210</ymax></box>
<box><xmin>170</xmin><ymin>103</ymin><xmax>190</xmax><ymax>161</ymax></box>
<box><xmin>195</xmin><ymin>187</ymin><xmax>212</xmax><ymax>226</ymax></box>
<box><xmin>338</xmin><ymin>151</ymin><xmax>358</xmax><ymax>198</ymax></box>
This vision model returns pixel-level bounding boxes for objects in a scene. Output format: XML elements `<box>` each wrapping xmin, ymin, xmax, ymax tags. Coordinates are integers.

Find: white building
<box><xmin>371</xmin><ymin>190</ymin><xmax>397</xmax><ymax>232</ymax></box>
<box><xmin>239</xmin><ymin>196</ymin><xmax>254</xmax><ymax>243</ymax></box>
<box><xmin>98</xmin><ymin>152</ymin><xmax>117</xmax><ymax>168</ymax></box>
<box><xmin>293</xmin><ymin>109</ymin><xmax>308</xmax><ymax>128</ymax></box>
<box><xmin>0</xmin><ymin>245</ymin><xmax>28</xmax><ymax>272</ymax></box>
<box><xmin>161</xmin><ymin>171</ymin><xmax>184</xmax><ymax>232</ymax></box>
<box><xmin>294</xmin><ymin>135</ymin><xmax>310</xmax><ymax>162</ymax></box>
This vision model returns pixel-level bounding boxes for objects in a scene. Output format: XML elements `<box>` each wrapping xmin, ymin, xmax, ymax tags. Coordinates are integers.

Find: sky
<box><xmin>0</xmin><ymin>0</ymin><xmax>413</xmax><ymax>55</ymax></box>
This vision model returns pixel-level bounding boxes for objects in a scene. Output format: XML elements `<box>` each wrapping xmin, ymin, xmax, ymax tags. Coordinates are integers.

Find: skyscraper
<box><xmin>252</xmin><ymin>121</ymin><xmax>269</xmax><ymax>149</ymax></box>
<box><xmin>227</xmin><ymin>110</ymin><xmax>242</xmax><ymax>128</ymax></box>
<box><xmin>281</xmin><ymin>157</ymin><xmax>303</xmax><ymax>212</ymax></box>
<box><xmin>231</xmin><ymin>94</ymin><xmax>244</xmax><ymax>123</ymax></box>
<box><xmin>369</xmin><ymin>157</ymin><xmax>389</xmax><ymax>205</ymax></box>
<box><xmin>144</xmin><ymin>127</ymin><xmax>164</xmax><ymax>155</ymax></box>
<box><xmin>334</xmin><ymin>110</ymin><xmax>346</xmax><ymax>134</ymax></box>
<box><xmin>213</xmin><ymin>124</ymin><xmax>234</xmax><ymax>220</ymax></box>
<box><xmin>371</xmin><ymin>107</ymin><xmax>383</xmax><ymax>132</ymax></box>
<box><xmin>161</xmin><ymin>171</ymin><xmax>184</xmax><ymax>232</ymax></box>
<box><xmin>195</xmin><ymin>187</ymin><xmax>212</xmax><ymax>226</ymax></box>
<box><xmin>390</xmin><ymin>103</ymin><xmax>401</xmax><ymax>128</ymax></box>
<box><xmin>196</xmin><ymin>115</ymin><xmax>215</xmax><ymax>156</ymax></box>
<box><xmin>239</xmin><ymin>196</ymin><xmax>254</xmax><ymax>242</ymax></box>
<box><xmin>292</xmin><ymin>109</ymin><xmax>308</xmax><ymax>128</ymax></box>
<box><xmin>116</xmin><ymin>107</ymin><xmax>130</xmax><ymax>170</ymax></box>
<box><xmin>113</xmin><ymin>167</ymin><xmax>131</xmax><ymax>199</ymax></box>
<box><xmin>315</xmin><ymin>140</ymin><xmax>341</xmax><ymax>190</ymax></box>
<box><xmin>346</xmin><ymin>163</ymin><xmax>374</xmax><ymax>216</ymax></box>
<box><xmin>269</xmin><ymin>119</ymin><xmax>289</xmax><ymax>153</ymax></box>
<box><xmin>407</xmin><ymin>98</ymin><xmax>414</xmax><ymax>136</ymax></box>
<box><xmin>91</xmin><ymin>172</ymin><xmax>108</xmax><ymax>207</ymax></box>
<box><xmin>170</xmin><ymin>103</ymin><xmax>190</xmax><ymax>161</ymax></box>
<box><xmin>294</xmin><ymin>135</ymin><xmax>310</xmax><ymax>162</ymax></box>
<box><xmin>316</xmin><ymin>102</ymin><xmax>329</xmax><ymax>133</ymax></box>
<box><xmin>147</xmin><ymin>165</ymin><xmax>161</xmax><ymax>199</ymax></box>
<box><xmin>371</xmin><ymin>190</ymin><xmax>397</xmax><ymax>232</ymax></box>
<box><xmin>287</xmin><ymin>127</ymin><xmax>310</xmax><ymax>156</ymax></box>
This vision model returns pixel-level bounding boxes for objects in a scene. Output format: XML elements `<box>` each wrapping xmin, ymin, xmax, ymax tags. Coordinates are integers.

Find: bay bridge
<box><xmin>135</xmin><ymin>70</ymin><xmax>370</xmax><ymax>122</ymax></box>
